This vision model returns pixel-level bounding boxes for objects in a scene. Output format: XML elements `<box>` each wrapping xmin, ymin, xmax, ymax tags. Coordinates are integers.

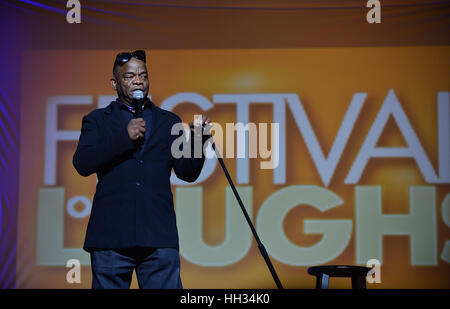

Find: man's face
<box><xmin>111</xmin><ymin>57</ymin><xmax>149</xmax><ymax>104</ymax></box>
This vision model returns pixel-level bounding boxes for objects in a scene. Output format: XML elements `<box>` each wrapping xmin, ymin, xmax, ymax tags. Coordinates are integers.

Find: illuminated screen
<box><xmin>17</xmin><ymin>47</ymin><xmax>450</xmax><ymax>288</ymax></box>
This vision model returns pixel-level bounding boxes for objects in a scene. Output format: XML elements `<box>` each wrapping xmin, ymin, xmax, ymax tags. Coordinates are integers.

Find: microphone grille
<box><xmin>133</xmin><ymin>90</ymin><xmax>144</xmax><ymax>100</ymax></box>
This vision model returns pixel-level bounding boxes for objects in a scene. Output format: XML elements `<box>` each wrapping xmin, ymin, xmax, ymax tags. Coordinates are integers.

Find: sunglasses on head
<box><xmin>113</xmin><ymin>50</ymin><xmax>146</xmax><ymax>73</ymax></box>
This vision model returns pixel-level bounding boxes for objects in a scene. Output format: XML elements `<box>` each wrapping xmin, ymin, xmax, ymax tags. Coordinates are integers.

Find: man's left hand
<box><xmin>189</xmin><ymin>115</ymin><xmax>211</xmax><ymax>137</ymax></box>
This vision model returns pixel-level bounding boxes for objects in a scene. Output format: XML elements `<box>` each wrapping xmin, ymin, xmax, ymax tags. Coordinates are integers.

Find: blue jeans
<box><xmin>90</xmin><ymin>247</ymin><xmax>183</xmax><ymax>289</ymax></box>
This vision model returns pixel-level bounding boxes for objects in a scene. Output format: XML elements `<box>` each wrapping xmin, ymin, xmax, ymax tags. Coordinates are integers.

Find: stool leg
<box><xmin>351</xmin><ymin>276</ymin><xmax>366</xmax><ymax>289</ymax></box>
<box><xmin>316</xmin><ymin>274</ymin><xmax>329</xmax><ymax>289</ymax></box>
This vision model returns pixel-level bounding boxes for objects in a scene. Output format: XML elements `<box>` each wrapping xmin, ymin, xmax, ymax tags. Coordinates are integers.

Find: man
<box><xmin>73</xmin><ymin>50</ymin><xmax>210</xmax><ymax>289</ymax></box>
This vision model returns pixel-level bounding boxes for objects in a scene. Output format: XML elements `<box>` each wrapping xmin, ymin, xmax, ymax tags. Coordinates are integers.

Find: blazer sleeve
<box><xmin>73</xmin><ymin>112</ymin><xmax>136</xmax><ymax>177</ymax></box>
<box><xmin>171</xmin><ymin>118</ymin><xmax>207</xmax><ymax>183</ymax></box>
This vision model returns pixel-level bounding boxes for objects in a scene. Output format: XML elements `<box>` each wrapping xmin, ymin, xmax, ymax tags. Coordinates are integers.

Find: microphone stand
<box><xmin>201</xmin><ymin>128</ymin><xmax>284</xmax><ymax>289</ymax></box>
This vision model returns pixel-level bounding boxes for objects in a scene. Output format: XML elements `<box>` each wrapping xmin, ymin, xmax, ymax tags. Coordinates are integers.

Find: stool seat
<box><xmin>308</xmin><ymin>265</ymin><xmax>372</xmax><ymax>289</ymax></box>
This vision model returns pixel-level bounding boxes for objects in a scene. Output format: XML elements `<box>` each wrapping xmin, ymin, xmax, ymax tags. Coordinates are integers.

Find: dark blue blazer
<box><xmin>73</xmin><ymin>99</ymin><xmax>205</xmax><ymax>252</ymax></box>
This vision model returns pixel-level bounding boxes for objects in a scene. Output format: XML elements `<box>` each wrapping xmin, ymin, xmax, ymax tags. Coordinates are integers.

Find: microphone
<box><xmin>132</xmin><ymin>90</ymin><xmax>144</xmax><ymax>118</ymax></box>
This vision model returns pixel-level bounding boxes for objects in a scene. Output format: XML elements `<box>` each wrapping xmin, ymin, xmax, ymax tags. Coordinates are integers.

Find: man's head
<box><xmin>110</xmin><ymin>50</ymin><xmax>149</xmax><ymax>106</ymax></box>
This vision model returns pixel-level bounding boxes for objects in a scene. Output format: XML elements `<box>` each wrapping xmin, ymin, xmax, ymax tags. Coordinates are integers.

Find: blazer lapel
<box><xmin>104</xmin><ymin>100</ymin><xmax>127</xmax><ymax>129</ymax></box>
<box><xmin>143</xmin><ymin>103</ymin><xmax>164</xmax><ymax>152</ymax></box>
<box><xmin>103</xmin><ymin>100</ymin><xmax>133</xmax><ymax>153</ymax></box>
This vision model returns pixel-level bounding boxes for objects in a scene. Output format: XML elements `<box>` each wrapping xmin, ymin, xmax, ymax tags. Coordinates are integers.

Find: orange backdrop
<box><xmin>18</xmin><ymin>47</ymin><xmax>449</xmax><ymax>288</ymax></box>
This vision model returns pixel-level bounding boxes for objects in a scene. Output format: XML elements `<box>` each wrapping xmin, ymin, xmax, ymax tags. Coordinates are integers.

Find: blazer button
<box><xmin>136</xmin><ymin>181</ymin><xmax>141</xmax><ymax>186</ymax></box>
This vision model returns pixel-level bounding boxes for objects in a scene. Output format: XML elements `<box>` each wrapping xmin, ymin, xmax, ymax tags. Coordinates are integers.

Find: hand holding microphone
<box><xmin>127</xmin><ymin>90</ymin><xmax>146</xmax><ymax>141</ymax></box>
<box><xmin>127</xmin><ymin>118</ymin><xmax>146</xmax><ymax>141</ymax></box>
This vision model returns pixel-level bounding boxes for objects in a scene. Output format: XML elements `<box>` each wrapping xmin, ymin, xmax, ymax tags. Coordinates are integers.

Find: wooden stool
<box><xmin>307</xmin><ymin>265</ymin><xmax>372</xmax><ymax>289</ymax></box>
